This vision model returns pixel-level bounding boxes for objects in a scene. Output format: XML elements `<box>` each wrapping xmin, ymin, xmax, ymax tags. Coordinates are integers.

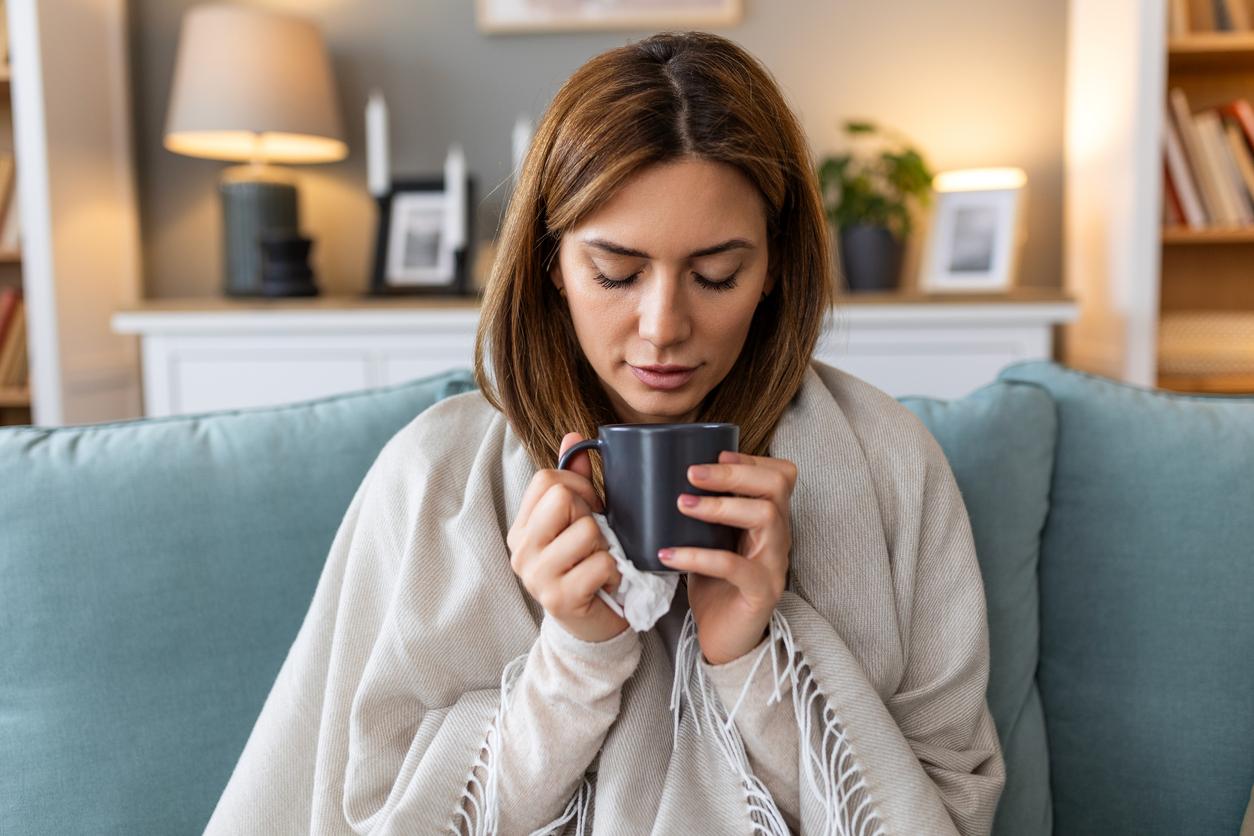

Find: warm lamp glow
<box><xmin>163</xmin><ymin>4</ymin><xmax>346</xmax><ymax>165</ymax></box>
<box><xmin>933</xmin><ymin>167</ymin><xmax>1028</xmax><ymax>193</ymax></box>
<box><xmin>163</xmin><ymin>130</ymin><xmax>347</xmax><ymax>164</ymax></box>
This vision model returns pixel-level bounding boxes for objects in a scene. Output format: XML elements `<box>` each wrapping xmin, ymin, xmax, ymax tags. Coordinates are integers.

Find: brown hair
<box><xmin>474</xmin><ymin>30</ymin><xmax>835</xmax><ymax>499</ymax></box>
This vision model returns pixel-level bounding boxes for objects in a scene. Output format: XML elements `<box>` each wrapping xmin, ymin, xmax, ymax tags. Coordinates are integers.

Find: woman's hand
<box><xmin>506</xmin><ymin>432</ymin><xmax>630</xmax><ymax>644</ymax></box>
<box><xmin>659</xmin><ymin>450</ymin><xmax>796</xmax><ymax>666</ymax></box>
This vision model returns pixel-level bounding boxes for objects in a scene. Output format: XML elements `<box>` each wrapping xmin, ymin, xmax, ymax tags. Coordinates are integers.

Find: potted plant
<box><xmin>817</xmin><ymin>120</ymin><xmax>934</xmax><ymax>292</ymax></box>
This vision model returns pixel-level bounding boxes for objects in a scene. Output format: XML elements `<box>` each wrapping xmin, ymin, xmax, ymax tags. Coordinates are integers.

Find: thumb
<box><xmin>559</xmin><ymin>431</ymin><xmax>594</xmax><ymax>480</ymax></box>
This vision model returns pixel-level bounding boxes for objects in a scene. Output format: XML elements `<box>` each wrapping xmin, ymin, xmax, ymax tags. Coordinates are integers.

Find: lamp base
<box><xmin>259</xmin><ymin>232</ymin><xmax>319</xmax><ymax>297</ymax></box>
<box><xmin>219</xmin><ymin>164</ymin><xmax>301</xmax><ymax>297</ymax></box>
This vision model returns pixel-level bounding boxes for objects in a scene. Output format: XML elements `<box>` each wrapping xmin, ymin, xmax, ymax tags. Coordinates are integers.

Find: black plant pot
<box><xmin>839</xmin><ymin>224</ymin><xmax>904</xmax><ymax>292</ymax></box>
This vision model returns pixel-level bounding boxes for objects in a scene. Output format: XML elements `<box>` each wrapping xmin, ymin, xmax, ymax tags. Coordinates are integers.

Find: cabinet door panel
<box><xmin>173</xmin><ymin>352</ymin><xmax>371</xmax><ymax>413</ymax></box>
<box><xmin>815</xmin><ymin>324</ymin><xmax>1049</xmax><ymax>398</ymax></box>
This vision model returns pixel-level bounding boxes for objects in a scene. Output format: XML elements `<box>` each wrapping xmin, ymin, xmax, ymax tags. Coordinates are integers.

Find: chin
<box><xmin>629</xmin><ymin>390</ymin><xmax>708</xmax><ymax>423</ymax></box>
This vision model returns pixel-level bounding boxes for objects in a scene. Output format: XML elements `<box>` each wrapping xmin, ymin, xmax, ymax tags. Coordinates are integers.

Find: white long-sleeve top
<box><xmin>464</xmin><ymin>581</ymin><xmax>802</xmax><ymax>834</ymax></box>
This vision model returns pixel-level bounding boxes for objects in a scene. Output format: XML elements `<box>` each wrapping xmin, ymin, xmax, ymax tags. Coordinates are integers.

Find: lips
<box><xmin>630</xmin><ymin>363</ymin><xmax>698</xmax><ymax>390</ymax></box>
<box><xmin>635</xmin><ymin>364</ymin><xmax>694</xmax><ymax>373</ymax></box>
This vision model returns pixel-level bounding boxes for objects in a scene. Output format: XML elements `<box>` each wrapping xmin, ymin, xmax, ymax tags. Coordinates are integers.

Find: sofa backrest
<box><xmin>901</xmin><ymin>379</ymin><xmax>1056</xmax><ymax>836</ymax></box>
<box><xmin>998</xmin><ymin>360</ymin><xmax>1254</xmax><ymax>835</ymax></box>
<box><xmin>0</xmin><ymin>369</ymin><xmax>477</xmax><ymax>835</ymax></box>
<box><xmin>15</xmin><ymin>359</ymin><xmax>1239</xmax><ymax>836</ymax></box>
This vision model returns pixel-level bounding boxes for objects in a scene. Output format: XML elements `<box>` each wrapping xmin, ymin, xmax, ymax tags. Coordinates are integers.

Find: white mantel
<box><xmin>112</xmin><ymin>289</ymin><xmax>1078</xmax><ymax>417</ymax></box>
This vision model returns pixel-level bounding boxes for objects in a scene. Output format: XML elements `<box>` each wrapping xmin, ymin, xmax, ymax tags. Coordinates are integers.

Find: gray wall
<box><xmin>128</xmin><ymin>0</ymin><xmax>1066</xmax><ymax>298</ymax></box>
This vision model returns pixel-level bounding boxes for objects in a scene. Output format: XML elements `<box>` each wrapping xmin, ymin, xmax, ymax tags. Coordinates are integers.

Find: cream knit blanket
<box><xmin>205</xmin><ymin>359</ymin><xmax>1005</xmax><ymax>834</ymax></box>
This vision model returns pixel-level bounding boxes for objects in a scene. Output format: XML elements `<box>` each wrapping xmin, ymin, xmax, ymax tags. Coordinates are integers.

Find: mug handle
<box><xmin>556</xmin><ymin>438</ymin><xmax>603</xmax><ymax>471</ymax></box>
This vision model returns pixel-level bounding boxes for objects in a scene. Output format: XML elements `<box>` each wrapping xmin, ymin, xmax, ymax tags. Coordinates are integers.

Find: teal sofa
<box><xmin>2</xmin><ymin>360</ymin><xmax>1251</xmax><ymax>835</ymax></box>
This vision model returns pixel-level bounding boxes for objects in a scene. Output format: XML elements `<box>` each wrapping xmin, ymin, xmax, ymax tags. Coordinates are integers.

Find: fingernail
<box><xmin>658</xmin><ymin>548</ymin><xmax>675</xmax><ymax>561</ymax></box>
<box><xmin>679</xmin><ymin>494</ymin><xmax>699</xmax><ymax>507</ymax></box>
<box><xmin>689</xmin><ymin>465</ymin><xmax>710</xmax><ymax>479</ymax></box>
<box><xmin>722</xmin><ymin>451</ymin><xmax>739</xmax><ymax>463</ymax></box>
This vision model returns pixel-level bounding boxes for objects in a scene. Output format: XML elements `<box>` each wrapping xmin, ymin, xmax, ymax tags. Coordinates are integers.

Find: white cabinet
<box><xmin>112</xmin><ymin>291</ymin><xmax>1077</xmax><ymax>417</ymax></box>
<box><xmin>820</xmin><ymin>300</ymin><xmax>1069</xmax><ymax>401</ymax></box>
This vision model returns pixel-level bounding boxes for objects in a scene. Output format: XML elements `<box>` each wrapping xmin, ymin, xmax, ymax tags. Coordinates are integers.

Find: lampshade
<box><xmin>163</xmin><ymin>4</ymin><xmax>347</xmax><ymax>164</ymax></box>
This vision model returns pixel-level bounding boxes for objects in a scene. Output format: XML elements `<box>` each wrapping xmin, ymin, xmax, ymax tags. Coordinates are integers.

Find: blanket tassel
<box><xmin>670</xmin><ymin>608</ymin><xmax>886</xmax><ymax>836</ymax></box>
<box><xmin>450</xmin><ymin>652</ymin><xmax>594</xmax><ymax>835</ymax></box>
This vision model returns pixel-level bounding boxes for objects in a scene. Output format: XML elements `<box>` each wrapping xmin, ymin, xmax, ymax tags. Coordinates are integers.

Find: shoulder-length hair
<box><xmin>474</xmin><ymin>30</ymin><xmax>835</xmax><ymax>498</ymax></box>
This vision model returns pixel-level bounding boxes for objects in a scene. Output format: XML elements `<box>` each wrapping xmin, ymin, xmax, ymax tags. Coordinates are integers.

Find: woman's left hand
<box><xmin>658</xmin><ymin>450</ymin><xmax>797</xmax><ymax>666</ymax></box>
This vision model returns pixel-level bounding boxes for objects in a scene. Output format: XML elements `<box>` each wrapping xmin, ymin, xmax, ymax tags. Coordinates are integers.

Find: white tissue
<box><xmin>590</xmin><ymin>512</ymin><xmax>681</xmax><ymax>632</ymax></box>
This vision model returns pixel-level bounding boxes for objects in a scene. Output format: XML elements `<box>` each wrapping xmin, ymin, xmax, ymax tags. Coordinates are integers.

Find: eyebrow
<box><xmin>581</xmin><ymin>237</ymin><xmax>755</xmax><ymax>259</ymax></box>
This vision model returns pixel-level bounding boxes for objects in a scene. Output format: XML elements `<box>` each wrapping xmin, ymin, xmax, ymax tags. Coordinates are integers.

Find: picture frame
<box><xmin>369</xmin><ymin>175</ymin><xmax>476</xmax><ymax>296</ymax></box>
<box><xmin>919</xmin><ymin>186</ymin><xmax>1025</xmax><ymax>293</ymax></box>
<box><xmin>475</xmin><ymin>0</ymin><xmax>742</xmax><ymax>34</ymax></box>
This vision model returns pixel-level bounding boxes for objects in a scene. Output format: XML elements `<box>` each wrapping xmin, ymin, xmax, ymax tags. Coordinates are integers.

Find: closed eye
<box><xmin>592</xmin><ymin>270</ymin><xmax>741</xmax><ymax>292</ymax></box>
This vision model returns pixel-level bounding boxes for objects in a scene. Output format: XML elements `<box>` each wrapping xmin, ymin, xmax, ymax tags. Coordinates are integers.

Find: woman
<box><xmin>206</xmin><ymin>31</ymin><xmax>1004</xmax><ymax>836</ymax></box>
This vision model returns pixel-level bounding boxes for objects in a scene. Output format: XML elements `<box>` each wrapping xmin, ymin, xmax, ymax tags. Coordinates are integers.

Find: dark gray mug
<box><xmin>557</xmin><ymin>422</ymin><xmax>740</xmax><ymax>573</ymax></box>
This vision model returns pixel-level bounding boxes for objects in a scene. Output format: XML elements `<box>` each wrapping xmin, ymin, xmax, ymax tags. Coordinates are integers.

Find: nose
<box><xmin>637</xmin><ymin>271</ymin><xmax>690</xmax><ymax>347</ymax></box>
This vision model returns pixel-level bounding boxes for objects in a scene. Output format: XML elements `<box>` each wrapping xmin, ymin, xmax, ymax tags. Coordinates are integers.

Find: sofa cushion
<box><xmin>0</xmin><ymin>369</ymin><xmax>477</xmax><ymax>836</ymax></box>
<box><xmin>901</xmin><ymin>379</ymin><xmax>1056</xmax><ymax>836</ymax></box>
<box><xmin>998</xmin><ymin>360</ymin><xmax>1254</xmax><ymax>835</ymax></box>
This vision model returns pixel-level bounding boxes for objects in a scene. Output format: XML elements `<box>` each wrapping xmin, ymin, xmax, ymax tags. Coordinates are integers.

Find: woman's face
<box><xmin>549</xmin><ymin>157</ymin><xmax>773</xmax><ymax>425</ymax></box>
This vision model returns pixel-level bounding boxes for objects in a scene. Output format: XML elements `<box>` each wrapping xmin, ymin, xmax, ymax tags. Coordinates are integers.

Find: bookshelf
<box><xmin>1063</xmin><ymin>0</ymin><xmax>1254</xmax><ymax>395</ymax></box>
<box><xmin>1168</xmin><ymin>32</ymin><xmax>1254</xmax><ymax>69</ymax></box>
<box><xmin>1158</xmin><ymin>1</ymin><xmax>1254</xmax><ymax>394</ymax></box>
<box><xmin>0</xmin><ymin>1</ymin><xmax>26</xmax><ymax>427</ymax></box>
<box><xmin>0</xmin><ymin>0</ymin><xmax>144</xmax><ymax>426</ymax></box>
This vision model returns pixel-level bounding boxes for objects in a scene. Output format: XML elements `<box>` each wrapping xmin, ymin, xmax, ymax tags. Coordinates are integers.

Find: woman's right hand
<box><xmin>506</xmin><ymin>432</ymin><xmax>630</xmax><ymax>643</ymax></box>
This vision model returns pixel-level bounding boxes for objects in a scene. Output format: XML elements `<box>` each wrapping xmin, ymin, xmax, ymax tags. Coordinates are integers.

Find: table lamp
<box><xmin>163</xmin><ymin>4</ymin><xmax>347</xmax><ymax>297</ymax></box>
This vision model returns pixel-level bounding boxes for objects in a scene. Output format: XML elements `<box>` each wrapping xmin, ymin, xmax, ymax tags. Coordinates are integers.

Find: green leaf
<box><xmin>815</xmin><ymin>120</ymin><xmax>934</xmax><ymax>241</ymax></box>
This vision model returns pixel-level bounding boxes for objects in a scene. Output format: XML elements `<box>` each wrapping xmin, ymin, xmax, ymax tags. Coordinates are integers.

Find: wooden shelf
<box><xmin>0</xmin><ymin>385</ymin><xmax>30</xmax><ymax>407</ymax></box>
<box><xmin>1168</xmin><ymin>33</ymin><xmax>1254</xmax><ymax>70</ymax></box>
<box><xmin>836</xmin><ymin>286</ymin><xmax>1074</xmax><ymax>305</ymax></box>
<box><xmin>1157</xmin><ymin>371</ymin><xmax>1254</xmax><ymax>394</ymax></box>
<box><xmin>1162</xmin><ymin>225</ymin><xmax>1254</xmax><ymax>244</ymax></box>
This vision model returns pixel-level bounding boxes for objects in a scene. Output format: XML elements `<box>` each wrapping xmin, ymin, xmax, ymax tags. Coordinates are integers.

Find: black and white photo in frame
<box><xmin>919</xmin><ymin>168</ymin><xmax>1027</xmax><ymax>293</ymax></box>
<box><xmin>387</xmin><ymin>188</ymin><xmax>453</xmax><ymax>286</ymax></box>
<box><xmin>369</xmin><ymin>168</ymin><xmax>475</xmax><ymax>296</ymax></box>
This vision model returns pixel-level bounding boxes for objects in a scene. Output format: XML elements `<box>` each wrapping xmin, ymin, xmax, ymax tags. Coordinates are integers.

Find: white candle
<box><xmin>511</xmin><ymin>113</ymin><xmax>533</xmax><ymax>177</ymax></box>
<box><xmin>444</xmin><ymin>143</ymin><xmax>467</xmax><ymax>251</ymax></box>
<box><xmin>366</xmin><ymin>90</ymin><xmax>389</xmax><ymax>197</ymax></box>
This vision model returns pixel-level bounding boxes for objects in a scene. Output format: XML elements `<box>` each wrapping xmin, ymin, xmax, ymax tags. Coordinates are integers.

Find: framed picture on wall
<box><xmin>475</xmin><ymin>0</ymin><xmax>743</xmax><ymax>34</ymax></box>
<box><xmin>919</xmin><ymin>185</ymin><xmax>1025</xmax><ymax>293</ymax></box>
<box><xmin>369</xmin><ymin>175</ymin><xmax>475</xmax><ymax>296</ymax></box>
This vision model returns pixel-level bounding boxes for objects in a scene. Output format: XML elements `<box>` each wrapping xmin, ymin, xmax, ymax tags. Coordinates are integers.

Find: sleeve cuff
<box><xmin>699</xmin><ymin>631</ymin><xmax>773</xmax><ymax>693</ymax></box>
<box><xmin>541</xmin><ymin>613</ymin><xmax>641</xmax><ymax>662</ymax></box>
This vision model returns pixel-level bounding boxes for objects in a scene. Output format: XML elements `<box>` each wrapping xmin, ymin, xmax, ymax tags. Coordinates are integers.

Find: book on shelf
<box><xmin>1</xmin><ymin>174</ymin><xmax>21</xmax><ymax>253</ymax></box>
<box><xmin>1164</xmin><ymin>88</ymin><xmax>1254</xmax><ymax>229</ymax></box>
<box><xmin>0</xmin><ymin>152</ymin><xmax>14</xmax><ymax>233</ymax></box>
<box><xmin>0</xmin><ymin>151</ymin><xmax>18</xmax><ymax>254</ymax></box>
<box><xmin>0</xmin><ymin>156</ymin><xmax>20</xmax><ymax>254</ymax></box>
<box><xmin>1163</xmin><ymin>159</ymin><xmax>1183</xmax><ymax>226</ymax></box>
<box><xmin>1172</xmin><ymin>0</ymin><xmax>1254</xmax><ymax>33</ymax></box>
<box><xmin>0</xmin><ymin>285</ymin><xmax>18</xmax><ymax>337</ymax></box>
<box><xmin>0</xmin><ymin>292</ymin><xmax>26</xmax><ymax>387</ymax></box>
<box><xmin>1164</xmin><ymin>111</ymin><xmax>1206</xmax><ymax>227</ymax></box>
<box><xmin>1199</xmin><ymin>110</ymin><xmax>1253</xmax><ymax>223</ymax></box>
<box><xmin>1225</xmin><ymin>119</ymin><xmax>1254</xmax><ymax>211</ymax></box>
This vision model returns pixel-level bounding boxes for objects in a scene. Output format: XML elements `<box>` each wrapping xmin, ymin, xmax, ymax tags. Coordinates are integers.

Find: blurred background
<box><xmin>0</xmin><ymin>0</ymin><xmax>1250</xmax><ymax>427</ymax></box>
